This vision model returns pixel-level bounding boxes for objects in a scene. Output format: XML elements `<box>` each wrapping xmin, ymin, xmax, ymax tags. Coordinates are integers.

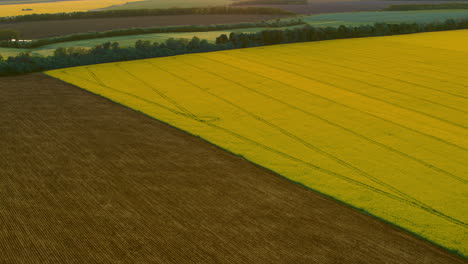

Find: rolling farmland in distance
<box><xmin>47</xmin><ymin>29</ymin><xmax>468</xmax><ymax>256</ymax></box>
<box><xmin>2</xmin><ymin>9</ymin><xmax>467</xmax><ymax>39</ymax></box>
<box><xmin>102</xmin><ymin>0</ymin><xmax>468</xmax><ymax>14</ymax></box>
<box><xmin>2</xmin><ymin>10</ymin><xmax>467</xmax><ymax>58</ymax></box>
<box><xmin>0</xmin><ymin>14</ymin><xmax>290</xmax><ymax>39</ymax></box>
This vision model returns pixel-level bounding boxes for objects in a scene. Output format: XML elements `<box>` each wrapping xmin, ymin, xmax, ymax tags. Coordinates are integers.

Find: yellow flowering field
<box><xmin>0</xmin><ymin>0</ymin><xmax>143</xmax><ymax>17</ymax></box>
<box><xmin>47</xmin><ymin>30</ymin><xmax>468</xmax><ymax>255</ymax></box>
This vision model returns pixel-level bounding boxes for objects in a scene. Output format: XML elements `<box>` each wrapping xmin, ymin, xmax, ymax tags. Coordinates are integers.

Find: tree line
<box><xmin>216</xmin><ymin>18</ymin><xmax>468</xmax><ymax>47</ymax></box>
<box><xmin>0</xmin><ymin>18</ymin><xmax>467</xmax><ymax>76</ymax></box>
<box><xmin>0</xmin><ymin>19</ymin><xmax>305</xmax><ymax>48</ymax></box>
<box><xmin>384</xmin><ymin>3</ymin><xmax>468</xmax><ymax>11</ymax></box>
<box><xmin>0</xmin><ymin>6</ymin><xmax>294</xmax><ymax>23</ymax></box>
<box><xmin>231</xmin><ymin>0</ymin><xmax>307</xmax><ymax>6</ymax></box>
<box><xmin>0</xmin><ymin>37</ymin><xmax>225</xmax><ymax>75</ymax></box>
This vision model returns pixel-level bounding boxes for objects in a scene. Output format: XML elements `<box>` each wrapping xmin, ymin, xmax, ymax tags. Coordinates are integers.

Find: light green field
<box><xmin>301</xmin><ymin>10</ymin><xmax>468</xmax><ymax>27</ymax></box>
<box><xmin>2</xmin><ymin>10</ymin><xmax>468</xmax><ymax>58</ymax></box>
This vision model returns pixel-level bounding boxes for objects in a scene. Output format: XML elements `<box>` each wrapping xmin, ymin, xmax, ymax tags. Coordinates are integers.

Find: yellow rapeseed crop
<box><xmin>0</xmin><ymin>0</ymin><xmax>143</xmax><ymax>17</ymax></box>
<box><xmin>47</xmin><ymin>30</ymin><xmax>468</xmax><ymax>255</ymax></box>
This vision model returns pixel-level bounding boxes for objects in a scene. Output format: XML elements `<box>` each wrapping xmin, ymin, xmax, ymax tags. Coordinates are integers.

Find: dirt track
<box><xmin>0</xmin><ymin>14</ymin><xmax>289</xmax><ymax>39</ymax></box>
<box><xmin>0</xmin><ymin>74</ymin><xmax>465</xmax><ymax>263</ymax></box>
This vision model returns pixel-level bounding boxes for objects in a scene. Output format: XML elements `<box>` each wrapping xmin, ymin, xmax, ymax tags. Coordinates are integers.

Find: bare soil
<box><xmin>0</xmin><ymin>14</ymin><xmax>289</xmax><ymax>39</ymax></box>
<box><xmin>0</xmin><ymin>73</ymin><xmax>464</xmax><ymax>264</ymax></box>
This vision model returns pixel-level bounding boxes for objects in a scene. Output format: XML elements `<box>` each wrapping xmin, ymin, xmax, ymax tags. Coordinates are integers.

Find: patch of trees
<box><xmin>216</xmin><ymin>18</ymin><xmax>468</xmax><ymax>47</ymax></box>
<box><xmin>231</xmin><ymin>0</ymin><xmax>307</xmax><ymax>6</ymax></box>
<box><xmin>0</xmin><ymin>7</ymin><xmax>294</xmax><ymax>23</ymax></box>
<box><xmin>0</xmin><ymin>37</ymin><xmax>231</xmax><ymax>75</ymax></box>
<box><xmin>0</xmin><ymin>19</ymin><xmax>305</xmax><ymax>49</ymax></box>
<box><xmin>0</xmin><ymin>18</ymin><xmax>467</xmax><ymax>76</ymax></box>
<box><xmin>384</xmin><ymin>3</ymin><xmax>468</xmax><ymax>11</ymax></box>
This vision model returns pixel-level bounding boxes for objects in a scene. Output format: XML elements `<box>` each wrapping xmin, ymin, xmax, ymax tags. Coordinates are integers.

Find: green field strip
<box><xmin>302</xmin><ymin>10</ymin><xmax>468</xmax><ymax>25</ymax></box>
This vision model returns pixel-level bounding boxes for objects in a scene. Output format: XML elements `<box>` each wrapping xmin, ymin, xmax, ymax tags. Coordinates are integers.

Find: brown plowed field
<box><xmin>0</xmin><ymin>74</ymin><xmax>464</xmax><ymax>264</ymax></box>
<box><xmin>0</xmin><ymin>14</ymin><xmax>289</xmax><ymax>39</ymax></box>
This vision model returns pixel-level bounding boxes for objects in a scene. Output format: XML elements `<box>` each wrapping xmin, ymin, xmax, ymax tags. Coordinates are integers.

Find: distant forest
<box><xmin>0</xmin><ymin>18</ymin><xmax>467</xmax><ymax>76</ymax></box>
<box><xmin>0</xmin><ymin>7</ymin><xmax>294</xmax><ymax>23</ymax></box>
